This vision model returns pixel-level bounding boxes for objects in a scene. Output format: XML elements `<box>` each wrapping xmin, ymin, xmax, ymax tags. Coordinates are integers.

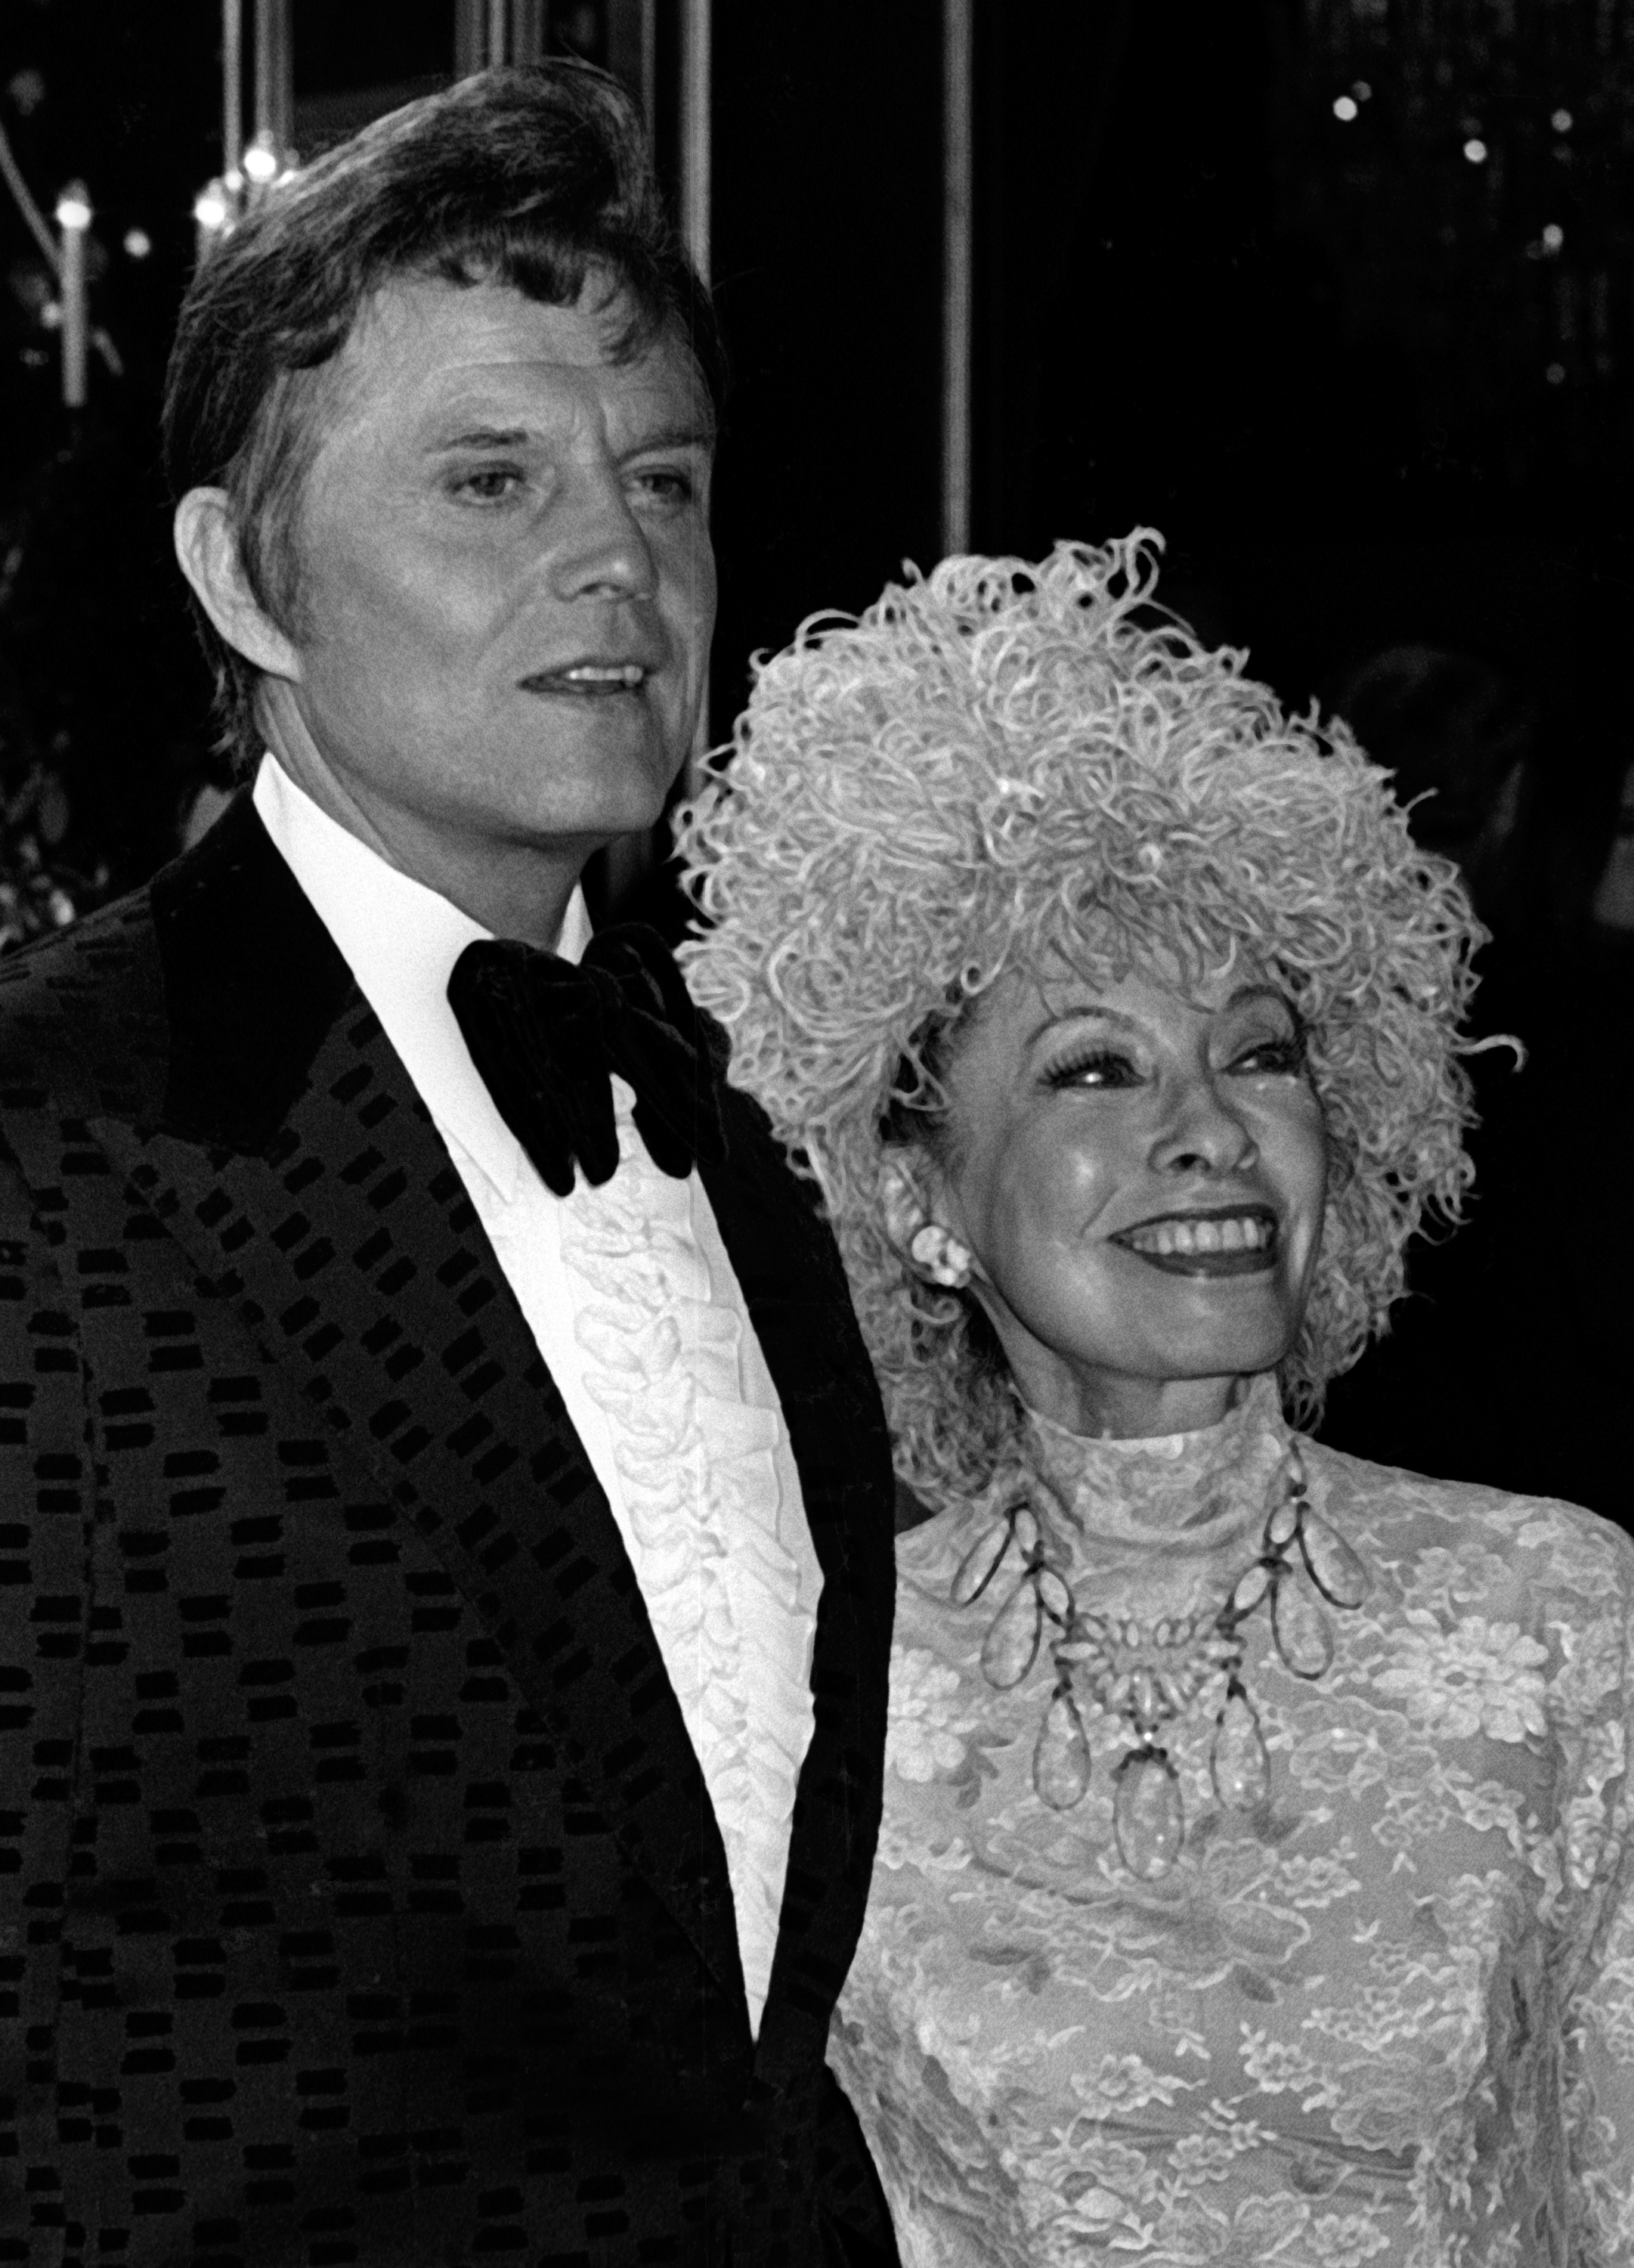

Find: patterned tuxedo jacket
<box><xmin>0</xmin><ymin>795</ymin><xmax>899</xmax><ymax>2268</ymax></box>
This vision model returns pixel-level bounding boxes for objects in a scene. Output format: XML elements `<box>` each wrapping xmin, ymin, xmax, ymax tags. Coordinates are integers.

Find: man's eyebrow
<box><xmin>426</xmin><ymin>424</ymin><xmax>531</xmax><ymax>454</ymax></box>
<box><xmin>426</xmin><ymin>419</ymin><xmax>716</xmax><ymax>456</ymax></box>
<box><xmin>623</xmin><ymin>420</ymin><xmax>717</xmax><ymax>452</ymax></box>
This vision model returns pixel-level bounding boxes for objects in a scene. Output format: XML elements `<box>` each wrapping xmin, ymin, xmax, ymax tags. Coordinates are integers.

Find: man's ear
<box><xmin>172</xmin><ymin>488</ymin><xmax>303</xmax><ymax>683</ymax></box>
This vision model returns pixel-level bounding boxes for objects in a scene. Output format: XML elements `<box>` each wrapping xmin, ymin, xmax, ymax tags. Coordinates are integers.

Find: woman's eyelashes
<box><xmin>1041</xmin><ymin>1027</ymin><xmax>1305</xmax><ymax>1093</ymax></box>
<box><xmin>1230</xmin><ymin>1032</ymin><xmax>1307</xmax><ymax>1077</ymax></box>
<box><xmin>1043</xmin><ymin>1046</ymin><xmax>1143</xmax><ymax>1092</ymax></box>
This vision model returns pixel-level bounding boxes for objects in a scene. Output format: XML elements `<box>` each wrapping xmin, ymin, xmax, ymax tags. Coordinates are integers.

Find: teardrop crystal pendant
<box><xmin>1227</xmin><ymin>1557</ymin><xmax>1273</xmax><ymax>1622</ymax></box>
<box><xmin>1113</xmin><ymin>1746</ymin><xmax>1185</xmax><ymax>1879</ymax></box>
<box><xmin>981</xmin><ymin>1574</ymin><xmax>1043</xmax><ymax>1689</ymax></box>
<box><xmin>1033</xmin><ymin>1684</ymin><xmax>1092</xmax><ymax>1811</ymax></box>
<box><xmin>1271</xmin><ymin>1568</ymin><xmax>1335</xmax><ymax>1678</ymax></box>
<box><xmin>1264</xmin><ymin>1491</ymin><xmax>1301</xmax><ymax>1551</ymax></box>
<box><xmin>1033</xmin><ymin>1565</ymin><xmax>1074</xmax><ymax>1623</ymax></box>
<box><xmin>1210</xmin><ymin>1684</ymin><xmax>1270</xmax><ymax>1811</ymax></box>
<box><xmin>952</xmin><ymin>1518</ymin><xmax>1016</xmax><ymax>1607</ymax></box>
<box><xmin>1298</xmin><ymin>1509</ymin><xmax>1368</xmax><ymax>1610</ymax></box>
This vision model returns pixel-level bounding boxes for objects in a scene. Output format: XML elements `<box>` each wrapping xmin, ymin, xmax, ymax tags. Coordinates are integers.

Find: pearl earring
<box><xmin>909</xmin><ymin>1224</ymin><xmax>973</xmax><ymax>1288</ymax></box>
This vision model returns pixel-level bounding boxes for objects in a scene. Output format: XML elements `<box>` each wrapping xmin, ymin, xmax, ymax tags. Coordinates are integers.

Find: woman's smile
<box><xmin>1111</xmin><ymin>1203</ymin><xmax>1280</xmax><ymax>1275</ymax></box>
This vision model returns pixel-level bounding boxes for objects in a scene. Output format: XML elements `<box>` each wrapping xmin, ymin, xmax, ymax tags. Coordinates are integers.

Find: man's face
<box><xmin>273</xmin><ymin>274</ymin><xmax>716</xmax><ymax>869</ymax></box>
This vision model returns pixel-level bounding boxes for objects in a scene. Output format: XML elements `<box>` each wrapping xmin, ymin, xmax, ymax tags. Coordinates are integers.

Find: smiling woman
<box><xmin>681</xmin><ymin>534</ymin><xmax>1478</xmax><ymax>1483</ymax></box>
<box><xmin>677</xmin><ymin>534</ymin><xmax>1634</xmax><ymax>2265</ymax></box>
<box><xmin>888</xmin><ymin>953</ymin><xmax>1330</xmax><ymax>1442</ymax></box>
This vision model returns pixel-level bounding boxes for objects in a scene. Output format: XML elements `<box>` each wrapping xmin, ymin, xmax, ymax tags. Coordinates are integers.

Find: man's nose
<box><xmin>547</xmin><ymin>465</ymin><xmax>657</xmax><ymax>602</ymax></box>
<box><xmin>1148</xmin><ymin>1074</ymin><xmax>1258</xmax><ymax>1177</ymax></box>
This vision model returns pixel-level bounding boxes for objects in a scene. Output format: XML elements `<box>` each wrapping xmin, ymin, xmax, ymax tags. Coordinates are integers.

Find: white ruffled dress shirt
<box><xmin>252</xmin><ymin>754</ymin><xmax>822</xmax><ymax>2034</ymax></box>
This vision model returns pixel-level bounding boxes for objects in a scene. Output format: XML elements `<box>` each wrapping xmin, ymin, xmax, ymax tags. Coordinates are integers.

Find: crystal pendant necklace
<box><xmin>951</xmin><ymin>1438</ymin><xmax>1367</xmax><ymax>1879</ymax></box>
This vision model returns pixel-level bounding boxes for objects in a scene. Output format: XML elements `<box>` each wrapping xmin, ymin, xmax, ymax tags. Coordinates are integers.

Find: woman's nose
<box><xmin>1148</xmin><ymin>1074</ymin><xmax>1258</xmax><ymax>1176</ymax></box>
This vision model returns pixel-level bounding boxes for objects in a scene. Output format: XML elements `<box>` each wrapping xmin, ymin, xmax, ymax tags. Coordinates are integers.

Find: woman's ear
<box><xmin>880</xmin><ymin>1156</ymin><xmax>975</xmax><ymax>1290</ymax></box>
<box><xmin>880</xmin><ymin>1156</ymin><xmax>930</xmax><ymax>1257</ymax></box>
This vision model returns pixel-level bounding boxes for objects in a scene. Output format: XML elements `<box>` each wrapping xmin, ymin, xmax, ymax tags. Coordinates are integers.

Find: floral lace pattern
<box><xmin>559</xmin><ymin>1077</ymin><xmax>822</xmax><ymax>2032</ymax></box>
<box><xmin>830</xmin><ymin>1380</ymin><xmax>1634</xmax><ymax>2265</ymax></box>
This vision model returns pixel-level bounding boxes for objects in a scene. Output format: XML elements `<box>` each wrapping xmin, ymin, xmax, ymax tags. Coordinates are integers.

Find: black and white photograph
<box><xmin>0</xmin><ymin>3</ymin><xmax>1629</xmax><ymax>2261</ymax></box>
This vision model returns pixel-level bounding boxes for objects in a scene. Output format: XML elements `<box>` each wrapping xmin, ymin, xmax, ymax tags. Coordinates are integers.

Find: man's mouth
<box><xmin>518</xmin><ymin>662</ymin><xmax>651</xmax><ymax>697</ymax></box>
<box><xmin>1112</xmin><ymin>1208</ymin><xmax>1280</xmax><ymax>1278</ymax></box>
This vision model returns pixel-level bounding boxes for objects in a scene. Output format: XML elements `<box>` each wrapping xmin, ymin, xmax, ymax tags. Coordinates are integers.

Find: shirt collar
<box><xmin>251</xmin><ymin>751</ymin><xmax>593</xmax><ymax>1204</ymax></box>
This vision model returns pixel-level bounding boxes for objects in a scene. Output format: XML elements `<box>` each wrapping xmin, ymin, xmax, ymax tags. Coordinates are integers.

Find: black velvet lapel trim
<box><xmin>150</xmin><ymin>789</ymin><xmax>358</xmax><ymax>1154</ymax></box>
<box><xmin>695</xmin><ymin>1101</ymin><xmax>896</xmax><ymax>2084</ymax></box>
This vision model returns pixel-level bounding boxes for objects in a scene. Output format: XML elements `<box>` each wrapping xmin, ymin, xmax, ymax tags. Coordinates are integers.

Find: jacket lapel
<box><xmin>94</xmin><ymin>798</ymin><xmax>750</xmax><ymax>2015</ymax></box>
<box><xmin>698</xmin><ymin>1115</ymin><xmax>896</xmax><ymax>2087</ymax></box>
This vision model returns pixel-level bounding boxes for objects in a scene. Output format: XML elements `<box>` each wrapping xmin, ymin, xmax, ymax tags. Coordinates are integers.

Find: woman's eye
<box><xmin>1230</xmin><ymin>1035</ymin><xmax>1305</xmax><ymax>1076</ymax></box>
<box><xmin>1044</xmin><ymin>1049</ymin><xmax>1142</xmax><ymax>1092</ymax></box>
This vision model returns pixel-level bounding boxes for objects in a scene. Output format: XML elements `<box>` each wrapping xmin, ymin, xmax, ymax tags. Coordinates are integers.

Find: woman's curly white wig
<box><xmin>677</xmin><ymin>534</ymin><xmax>1486</xmax><ymax>1506</ymax></box>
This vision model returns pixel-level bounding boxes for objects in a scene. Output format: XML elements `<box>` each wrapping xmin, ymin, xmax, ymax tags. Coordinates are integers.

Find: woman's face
<box><xmin>923</xmin><ymin>948</ymin><xmax>1329</xmax><ymax>1439</ymax></box>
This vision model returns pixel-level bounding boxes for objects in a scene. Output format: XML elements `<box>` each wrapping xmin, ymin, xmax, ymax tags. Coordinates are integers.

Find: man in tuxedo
<box><xmin>0</xmin><ymin>62</ymin><xmax>898</xmax><ymax>2268</ymax></box>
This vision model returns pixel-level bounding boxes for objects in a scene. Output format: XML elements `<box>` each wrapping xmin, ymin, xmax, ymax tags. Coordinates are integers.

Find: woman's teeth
<box><xmin>1126</xmin><ymin>1215</ymin><xmax>1273</xmax><ymax>1256</ymax></box>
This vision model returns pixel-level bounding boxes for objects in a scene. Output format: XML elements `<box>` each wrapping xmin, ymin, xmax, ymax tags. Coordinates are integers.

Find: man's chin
<box><xmin>527</xmin><ymin>712</ymin><xmax>688</xmax><ymax>801</ymax></box>
<box><xmin>510</xmin><ymin>789</ymin><xmax>675</xmax><ymax>857</ymax></box>
<box><xmin>503</xmin><ymin>739</ymin><xmax>679</xmax><ymax>832</ymax></box>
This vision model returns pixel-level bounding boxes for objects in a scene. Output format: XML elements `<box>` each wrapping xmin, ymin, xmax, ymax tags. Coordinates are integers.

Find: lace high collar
<box><xmin>1023</xmin><ymin>1371</ymin><xmax>1292</xmax><ymax>1563</ymax></box>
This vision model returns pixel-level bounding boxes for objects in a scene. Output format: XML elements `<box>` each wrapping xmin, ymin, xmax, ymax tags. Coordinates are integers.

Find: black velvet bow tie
<box><xmin>446</xmin><ymin>923</ymin><xmax>729</xmax><ymax>1199</ymax></box>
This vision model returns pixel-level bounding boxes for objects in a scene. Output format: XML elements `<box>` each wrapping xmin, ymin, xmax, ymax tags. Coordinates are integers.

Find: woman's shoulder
<box><xmin>1304</xmin><ymin>1433</ymin><xmax>1634</xmax><ymax>1598</ymax></box>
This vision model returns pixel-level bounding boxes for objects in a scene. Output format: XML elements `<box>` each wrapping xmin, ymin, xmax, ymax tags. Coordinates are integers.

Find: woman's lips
<box><xmin>1112</xmin><ymin>1210</ymin><xmax>1280</xmax><ymax>1278</ymax></box>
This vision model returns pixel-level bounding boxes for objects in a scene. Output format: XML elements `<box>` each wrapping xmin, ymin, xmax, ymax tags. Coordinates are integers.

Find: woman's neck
<box><xmin>1015</xmin><ymin>1365</ymin><xmax>1253</xmax><ymax>1443</ymax></box>
<box><xmin>1020</xmin><ymin>1373</ymin><xmax>1290</xmax><ymax>1552</ymax></box>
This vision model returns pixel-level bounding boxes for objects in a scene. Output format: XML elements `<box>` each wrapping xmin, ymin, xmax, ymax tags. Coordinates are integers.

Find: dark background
<box><xmin>3</xmin><ymin>1</ymin><xmax>1626</xmax><ymax>866</ymax></box>
<box><xmin>0</xmin><ymin>2</ymin><xmax>1627</xmax><ymax>1502</ymax></box>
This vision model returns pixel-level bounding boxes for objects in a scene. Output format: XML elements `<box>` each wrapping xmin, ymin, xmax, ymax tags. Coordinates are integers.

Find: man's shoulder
<box><xmin>0</xmin><ymin>794</ymin><xmax>312</xmax><ymax>1129</ymax></box>
<box><xmin>0</xmin><ymin>879</ymin><xmax>162</xmax><ymax>1104</ymax></box>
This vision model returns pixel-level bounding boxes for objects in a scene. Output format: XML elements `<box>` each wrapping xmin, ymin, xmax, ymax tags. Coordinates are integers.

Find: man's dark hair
<box><xmin>162</xmin><ymin>60</ymin><xmax>723</xmax><ymax>774</ymax></box>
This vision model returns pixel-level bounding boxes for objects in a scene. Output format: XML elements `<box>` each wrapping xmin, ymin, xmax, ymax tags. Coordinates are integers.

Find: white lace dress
<box><xmin>828</xmin><ymin>1378</ymin><xmax>1634</xmax><ymax>2265</ymax></box>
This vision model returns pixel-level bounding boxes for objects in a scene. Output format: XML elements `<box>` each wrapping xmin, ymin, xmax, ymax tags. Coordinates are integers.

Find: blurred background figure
<box><xmin>1593</xmin><ymin>758</ymin><xmax>1634</xmax><ymax>928</ymax></box>
<box><xmin>1332</xmin><ymin>643</ymin><xmax>1537</xmax><ymax>916</ymax></box>
<box><xmin>1319</xmin><ymin>638</ymin><xmax>1632</xmax><ymax>1520</ymax></box>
